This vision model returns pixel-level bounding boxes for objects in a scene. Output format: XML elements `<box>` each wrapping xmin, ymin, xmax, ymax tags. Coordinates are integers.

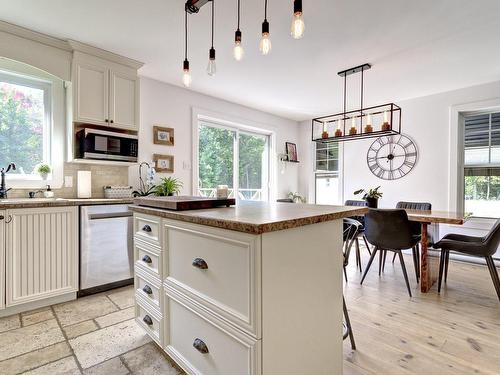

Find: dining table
<box><xmin>405</xmin><ymin>209</ymin><xmax>468</xmax><ymax>292</ymax></box>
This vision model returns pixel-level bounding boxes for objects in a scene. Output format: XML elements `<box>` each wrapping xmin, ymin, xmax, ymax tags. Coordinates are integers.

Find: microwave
<box><xmin>76</xmin><ymin>128</ymin><xmax>138</xmax><ymax>162</ymax></box>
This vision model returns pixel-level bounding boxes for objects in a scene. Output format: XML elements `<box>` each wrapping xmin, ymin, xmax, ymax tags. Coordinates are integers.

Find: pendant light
<box><xmin>233</xmin><ymin>0</ymin><xmax>244</xmax><ymax>61</ymax></box>
<box><xmin>207</xmin><ymin>0</ymin><xmax>216</xmax><ymax>76</ymax></box>
<box><xmin>182</xmin><ymin>9</ymin><xmax>192</xmax><ymax>87</ymax></box>
<box><xmin>291</xmin><ymin>0</ymin><xmax>305</xmax><ymax>39</ymax></box>
<box><xmin>259</xmin><ymin>0</ymin><xmax>272</xmax><ymax>55</ymax></box>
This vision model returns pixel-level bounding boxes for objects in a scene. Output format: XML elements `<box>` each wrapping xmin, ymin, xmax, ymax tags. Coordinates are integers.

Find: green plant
<box><xmin>287</xmin><ymin>191</ymin><xmax>306</xmax><ymax>203</ymax></box>
<box><xmin>354</xmin><ymin>186</ymin><xmax>383</xmax><ymax>200</ymax></box>
<box><xmin>154</xmin><ymin>177</ymin><xmax>183</xmax><ymax>196</ymax></box>
<box><xmin>132</xmin><ymin>185</ymin><xmax>156</xmax><ymax>197</ymax></box>
<box><xmin>35</xmin><ymin>163</ymin><xmax>51</xmax><ymax>174</ymax></box>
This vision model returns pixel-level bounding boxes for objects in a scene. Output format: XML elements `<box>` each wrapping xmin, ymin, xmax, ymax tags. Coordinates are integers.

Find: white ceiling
<box><xmin>1</xmin><ymin>0</ymin><xmax>500</xmax><ymax>121</ymax></box>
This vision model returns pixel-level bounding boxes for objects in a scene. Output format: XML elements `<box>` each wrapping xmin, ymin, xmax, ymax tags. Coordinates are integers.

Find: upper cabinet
<box><xmin>71</xmin><ymin>44</ymin><xmax>142</xmax><ymax>132</ymax></box>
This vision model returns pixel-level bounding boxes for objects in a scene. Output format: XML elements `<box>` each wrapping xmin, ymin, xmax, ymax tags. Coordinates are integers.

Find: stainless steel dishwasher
<box><xmin>79</xmin><ymin>204</ymin><xmax>133</xmax><ymax>296</ymax></box>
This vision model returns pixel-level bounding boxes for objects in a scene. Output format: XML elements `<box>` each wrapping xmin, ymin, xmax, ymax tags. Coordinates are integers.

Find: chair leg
<box><xmin>382</xmin><ymin>250</ymin><xmax>387</xmax><ymax>272</ymax></box>
<box><xmin>485</xmin><ymin>256</ymin><xmax>500</xmax><ymax>301</ymax></box>
<box><xmin>343</xmin><ymin>266</ymin><xmax>348</xmax><ymax>283</ymax></box>
<box><xmin>361</xmin><ymin>247</ymin><xmax>378</xmax><ymax>285</ymax></box>
<box><xmin>411</xmin><ymin>246</ymin><xmax>419</xmax><ymax>283</ymax></box>
<box><xmin>438</xmin><ymin>249</ymin><xmax>446</xmax><ymax>293</ymax></box>
<box><xmin>362</xmin><ymin>235</ymin><xmax>372</xmax><ymax>255</ymax></box>
<box><xmin>355</xmin><ymin>238</ymin><xmax>362</xmax><ymax>272</ymax></box>
<box><xmin>378</xmin><ymin>249</ymin><xmax>383</xmax><ymax>276</ymax></box>
<box><xmin>343</xmin><ymin>296</ymin><xmax>356</xmax><ymax>350</ymax></box>
<box><xmin>444</xmin><ymin>250</ymin><xmax>450</xmax><ymax>283</ymax></box>
<box><xmin>397</xmin><ymin>250</ymin><xmax>412</xmax><ymax>297</ymax></box>
<box><xmin>392</xmin><ymin>252</ymin><xmax>397</xmax><ymax>263</ymax></box>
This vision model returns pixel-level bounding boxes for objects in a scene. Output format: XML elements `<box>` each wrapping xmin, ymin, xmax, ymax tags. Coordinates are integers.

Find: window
<box><xmin>315</xmin><ymin>142</ymin><xmax>341</xmax><ymax>205</ymax></box>
<box><xmin>197</xmin><ymin>120</ymin><xmax>270</xmax><ymax>201</ymax></box>
<box><xmin>464</xmin><ymin>112</ymin><xmax>500</xmax><ymax>218</ymax></box>
<box><xmin>0</xmin><ymin>70</ymin><xmax>51</xmax><ymax>180</ymax></box>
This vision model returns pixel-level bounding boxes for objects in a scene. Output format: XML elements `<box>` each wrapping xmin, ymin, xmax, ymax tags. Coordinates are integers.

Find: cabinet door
<box><xmin>109</xmin><ymin>70</ymin><xmax>139</xmax><ymax>130</ymax></box>
<box><xmin>74</xmin><ymin>60</ymin><xmax>109</xmax><ymax>125</ymax></box>
<box><xmin>5</xmin><ymin>207</ymin><xmax>78</xmax><ymax>307</ymax></box>
<box><xmin>0</xmin><ymin>211</ymin><xmax>4</xmax><ymax>310</ymax></box>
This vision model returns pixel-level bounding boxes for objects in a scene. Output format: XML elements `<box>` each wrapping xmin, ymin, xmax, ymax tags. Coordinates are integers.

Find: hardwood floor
<box><xmin>344</xmin><ymin>246</ymin><xmax>500</xmax><ymax>375</ymax></box>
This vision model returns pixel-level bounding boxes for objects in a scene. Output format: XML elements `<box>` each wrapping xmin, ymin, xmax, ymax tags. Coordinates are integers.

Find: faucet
<box><xmin>0</xmin><ymin>163</ymin><xmax>16</xmax><ymax>199</ymax></box>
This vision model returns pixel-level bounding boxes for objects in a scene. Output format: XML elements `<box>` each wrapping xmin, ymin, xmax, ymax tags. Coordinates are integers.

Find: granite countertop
<box><xmin>130</xmin><ymin>201</ymin><xmax>368</xmax><ymax>234</ymax></box>
<box><xmin>0</xmin><ymin>197</ymin><xmax>134</xmax><ymax>209</ymax></box>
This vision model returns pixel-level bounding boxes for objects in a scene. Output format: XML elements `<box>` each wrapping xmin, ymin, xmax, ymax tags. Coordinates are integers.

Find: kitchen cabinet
<box><xmin>4</xmin><ymin>207</ymin><xmax>78</xmax><ymax>308</ymax></box>
<box><xmin>72</xmin><ymin>51</ymin><xmax>140</xmax><ymax>131</ymax></box>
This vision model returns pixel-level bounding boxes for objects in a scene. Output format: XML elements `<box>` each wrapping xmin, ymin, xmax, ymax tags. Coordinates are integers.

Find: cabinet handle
<box><xmin>193</xmin><ymin>338</ymin><xmax>209</xmax><ymax>354</ymax></box>
<box><xmin>142</xmin><ymin>225</ymin><xmax>152</xmax><ymax>233</ymax></box>
<box><xmin>0</xmin><ymin>215</ymin><xmax>4</xmax><ymax>220</ymax></box>
<box><xmin>142</xmin><ymin>255</ymin><xmax>152</xmax><ymax>264</ymax></box>
<box><xmin>143</xmin><ymin>315</ymin><xmax>153</xmax><ymax>326</ymax></box>
<box><xmin>5</xmin><ymin>215</ymin><xmax>12</xmax><ymax>224</ymax></box>
<box><xmin>110</xmin><ymin>120</ymin><xmax>114</xmax><ymax>124</ymax></box>
<box><xmin>142</xmin><ymin>285</ymin><xmax>153</xmax><ymax>295</ymax></box>
<box><xmin>105</xmin><ymin>119</ymin><xmax>109</xmax><ymax>123</ymax></box>
<box><xmin>192</xmin><ymin>258</ymin><xmax>208</xmax><ymax>270</ymax></box>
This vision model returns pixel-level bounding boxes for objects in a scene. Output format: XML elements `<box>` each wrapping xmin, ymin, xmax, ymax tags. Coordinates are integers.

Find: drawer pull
<box><xmin>142</xmin><ymin>285</ymin><xmax>153</xmax><ymax>295</ymax></box>
<box><xmin>142</xmin><ymin>255</ymin><xmax>153</xmax><ymax>264</ymax></box>
<box><xmin>143</xmin><ymin>315</ymin><xmax>153</xmax><ymax>326</ymax></box>
<box><xmin>192</xmin><ymin>258</ymin><xmax>208</xmax><ymax>270</ymax></box>
<box><xmin>142</xmin><ymin>224</ymin><xmax>152</xmax><ymax>233</ymax></box>
<box><xmin>193</xmin><ymin>338</ymin><xmax>209</xmax><ymax>354</ymax></box>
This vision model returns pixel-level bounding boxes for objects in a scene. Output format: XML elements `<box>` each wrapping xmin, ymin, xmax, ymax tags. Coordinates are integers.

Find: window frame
<box><xmin>313</xmin><ymin>141</ymin><xmax>343</xmax><ymax>205</ymax></box>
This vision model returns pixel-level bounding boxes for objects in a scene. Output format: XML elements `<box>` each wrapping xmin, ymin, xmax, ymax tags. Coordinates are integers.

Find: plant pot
<box><xmin>39</xmin><ymin>172</ymin><xmax>48</xmax><ymax>180</ymax></box>
<box><xmin>167</xmin><ymin>193</ymin><xmax>174</xmax><ymax>196</ymax></box>
<box><xmin>365</xmin><ymin>197</ymin><xmax>378</xmax><ymax>208</ymax></box>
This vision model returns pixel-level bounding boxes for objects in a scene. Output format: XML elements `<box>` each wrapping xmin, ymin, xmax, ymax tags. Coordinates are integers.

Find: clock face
<box><xmin>367</xmin><ymin>134</ymin><xmax>417</xmax><ymax>180</ymax></box>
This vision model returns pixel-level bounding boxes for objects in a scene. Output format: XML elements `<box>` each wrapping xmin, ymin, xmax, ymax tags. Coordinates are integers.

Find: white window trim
<box><xmin>0</xmin><ymin>59</ymin><xmax>65</xmax><ymax>189</ymax></box>
<box><xmin>449</xmin><ymin>97</ymin><xmax>500</xmax><ymax>215</ymax></box>
<box><xmin>312</xmin><ymin>141</ymin><xmax>344</xmax><ymax>205</ymax></box>
<box><xmin>191</xmin><ymin>106</ymin><xmax>277</xmax><ymax>202</ymax></box>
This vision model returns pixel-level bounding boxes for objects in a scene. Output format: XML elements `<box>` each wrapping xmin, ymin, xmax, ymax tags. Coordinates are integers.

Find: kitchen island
<box><xmin>131</xmin><ymin>200</ymin><xmax>368</xmax><ymax>375</ymax></box>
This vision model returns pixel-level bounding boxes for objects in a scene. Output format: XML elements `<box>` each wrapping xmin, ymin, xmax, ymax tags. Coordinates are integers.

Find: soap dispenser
<box><xmin>44</xmin><ymin>185</ymin><xmax>54</xmax><ymax>198</ymax></box>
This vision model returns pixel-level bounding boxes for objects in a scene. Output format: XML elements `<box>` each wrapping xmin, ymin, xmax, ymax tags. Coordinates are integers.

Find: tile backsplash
<box><xmin>8</xmin><ymin>163</ymin><xmax>130</xmax><ymax>199</ymax></box>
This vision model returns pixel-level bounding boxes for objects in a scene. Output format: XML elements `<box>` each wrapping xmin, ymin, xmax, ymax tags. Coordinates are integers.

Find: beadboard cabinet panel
<box><xmin>0</xmin><ymin>210</ymin><xmax>4</xmax><ymax>310</ymax></box>
<box><xmin>5</xmin><ymin>207</ymin><xmax>78</xmax><ymax>307</ymax></box>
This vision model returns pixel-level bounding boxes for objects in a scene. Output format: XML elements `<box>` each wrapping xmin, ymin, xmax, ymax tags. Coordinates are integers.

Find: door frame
<box><xmin>192</xmin><ymin>107</ymin><xmax>275</xmax><ymax>201</ymax></box>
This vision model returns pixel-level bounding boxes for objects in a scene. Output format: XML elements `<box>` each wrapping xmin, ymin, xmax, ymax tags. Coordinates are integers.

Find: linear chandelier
<box><xmin>311</xmin><ymin>64</ymin><xmax>402</xmax><ymax>142</ymax></box>
<box><xmin>182</xmin><ymin>0</ymin><xmax>305</xmax><ymax>87</ymax></box>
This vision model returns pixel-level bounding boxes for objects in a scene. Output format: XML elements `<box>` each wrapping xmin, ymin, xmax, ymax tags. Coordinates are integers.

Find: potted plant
<box><xmin>133</xmin><ymin>162</ymin><xmax>157</xmax><ymax>197</ymax></box>
<box><xmin>35</xmin><ymin>163</ymin><xmax>51</xmax><ymax>180</ymax></box>
<box><xmin>354</xmin><ymin>186</ymin><xmax>383</xmax><ymax>208</ymax></box>
<box><xmin>287</xmin><ymin>192</ymin><xmax>306</xmax><ymax>203</ymax></box>
<box><xmin>154</xmin><ymin>177</ymin><xmax>183</xmax><ymax>196</ymax></box>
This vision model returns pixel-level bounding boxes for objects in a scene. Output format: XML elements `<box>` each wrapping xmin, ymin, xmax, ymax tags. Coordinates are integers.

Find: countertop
<box><xmin>130</xmin><ymin>201</ymin><xmax>368</xmax><ymax>234</ymax></box>
<box><xmin>0</xmin><ymin>197</ymin><xmax>134</xmax><ymax>209</ymax></box>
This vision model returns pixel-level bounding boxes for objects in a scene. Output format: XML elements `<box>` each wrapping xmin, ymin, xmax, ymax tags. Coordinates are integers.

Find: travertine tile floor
<box><xmin>0</xmin><ymin>286</ymin><xmax>184</xmax><ymax>375</ymax></box>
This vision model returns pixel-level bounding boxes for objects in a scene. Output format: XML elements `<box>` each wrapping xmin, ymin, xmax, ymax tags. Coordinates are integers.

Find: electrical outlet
<box><xmin>64</xmin><ymin>175</ymin><xmax>73</xmax><ymax>188</ymax></box>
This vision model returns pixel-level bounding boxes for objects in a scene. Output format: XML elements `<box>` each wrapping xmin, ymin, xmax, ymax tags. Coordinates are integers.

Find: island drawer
<box><xmin>164</xmin><ymin>289</ymin><xmax>261</xmax><ymax>375</ymax></box>
<box><xmin>135</xmin><ymin>268</ymin><xmax>162</xmax><ymax>310</ymax></box>
<box><xmin>134</xmin><ymin>214</ymin><xmax>161</xmax><ymax>246</ymax></box>
<box><xmin>136</xmin><ymin>294</ymin><xmax>163</xmax><ymax>345</ymax></box>
<box><xmin>164</xmin><ymin>220</ymin><xmax>261</xmax><ymax>337</ymax></box>
<box><xmin>135</xmin><ymin>239</ymin><xmax>162</xmax><ymax>279</ymax></box>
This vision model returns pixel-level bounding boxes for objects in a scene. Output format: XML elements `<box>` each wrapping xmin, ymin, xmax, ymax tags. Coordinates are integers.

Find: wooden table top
<box><xmin>405</xmin><ymin>209</ymin><xmax>469</xmax><ymax>225</ymax></box>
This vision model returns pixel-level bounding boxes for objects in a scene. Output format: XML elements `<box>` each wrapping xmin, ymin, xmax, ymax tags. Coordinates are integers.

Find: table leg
<box><xmin>420</xmin><ymin>222</ymin><xmax>439</xmax><ymax>292</ymax></box>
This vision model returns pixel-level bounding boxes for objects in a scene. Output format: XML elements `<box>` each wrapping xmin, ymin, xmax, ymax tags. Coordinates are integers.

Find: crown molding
<box><xmin>68</xmin><ymin>40</ymin><xmax>143</xmax><ymax>69</ymax></box>
<box><xmin>0</xmin><ymin>20</ymin><xmax>71</xmax><ymax>51</ymax></box>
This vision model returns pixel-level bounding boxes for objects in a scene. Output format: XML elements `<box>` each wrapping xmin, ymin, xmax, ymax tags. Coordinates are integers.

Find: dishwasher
<box><xmin>79</xmin><ymin>204</ymin><xmax>134</xmax><ymax>296</ymax></box>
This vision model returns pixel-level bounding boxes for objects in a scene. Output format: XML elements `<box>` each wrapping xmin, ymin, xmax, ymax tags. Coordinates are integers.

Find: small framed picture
<box><xmin>286</xmin><ymin>142</ymin><xmax>298</xmax><ymax>162</ymax></box>
<box><xmin>153</xmin><ymin>154</ymin><xmax>174</xmax><ymax>173</ymax></box>
<box><xmin>153</xmin><ymin>126</ymin><xmax>174</xmax><ymax>146</ymax></box>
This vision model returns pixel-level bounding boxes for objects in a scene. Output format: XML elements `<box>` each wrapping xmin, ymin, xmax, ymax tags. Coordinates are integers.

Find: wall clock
<box><xmin>367</xmin><ymin>134</ymin><xmax>417</xmax><ymax>180</ymax></box>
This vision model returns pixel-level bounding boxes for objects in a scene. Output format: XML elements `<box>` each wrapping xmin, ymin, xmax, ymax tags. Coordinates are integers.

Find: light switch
<box><xmin>183</xmin><ymin>161</ymin><xmax>191</xmax><ymax>170</ymax></box>
<box><xmin>64</xmin><ymin>175</ymin><xmax>73</xmax><ymax>188</ymax></box>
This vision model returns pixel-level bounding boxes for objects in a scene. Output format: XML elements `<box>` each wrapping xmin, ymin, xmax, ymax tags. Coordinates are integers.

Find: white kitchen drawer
<box><xmin>135</xmin><ymin>214</ymin><xmax>161</xmax><ymax>246</ymax></box>
<box><xmin>135</xmin><ymin>267</ymin><xmax>162</xmax><ymax>310</ymax></box>
<box><xmin>164</xmin><ymin>288</ymin><xmax>261</xmax><ymax>375</ymax></box>
<box><xmin>164</xmin><ymin>220</ymin><xmax>261</xmax><ymax>337</ymax></box>
<box><xmin>136</xmin><ymin>294</ymin><xmax>163</xmax><ymax>345</ymax></box>
<box><xmin>135</xmin><ymin>240</ymin><xmax>162</xmax><ymax>279</ymax></box>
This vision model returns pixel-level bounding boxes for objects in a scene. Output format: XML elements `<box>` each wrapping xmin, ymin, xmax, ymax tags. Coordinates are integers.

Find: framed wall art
<box><xmin>153</xmin><ymin>126</ymin><xmax>174</xmax><ymax>146</ymax></box>
<box><xmin>153</xmin><ymin>154</ymin><xmax>174</xmax><ymax>173</ymax></box>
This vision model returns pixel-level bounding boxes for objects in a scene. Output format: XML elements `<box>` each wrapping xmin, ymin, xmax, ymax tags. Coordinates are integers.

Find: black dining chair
<box><xmin>434</xmin><ymin>219</ymin><xmax>500</xmax><ymax>301</ymax></box>
<box><xmin>343</xmin><ymin>218</ymin><xmax>363</xmax><ymax>280</ymax></box>
<box><xmin>343</xmin><ymin>296</ymin><xmax>356</xmax><ymax>350</ymax></box>
<box><xmin>345</xmin><ymin>200</ymin><xmax>372</xmax><ymax>271</ymax></box>
<box><xmin>387</xmin><ymin>201</ymin><xmax>432</xmax><ymax>282</ymax></box>
<box><xmin>361</xmin><ymin>209</ymin><xmax>421</xmax><ymax>297</ymax></box>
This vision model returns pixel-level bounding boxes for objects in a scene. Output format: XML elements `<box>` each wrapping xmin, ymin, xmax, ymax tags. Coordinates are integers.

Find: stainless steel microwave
<box><xmin>76</xmin><ymin>128</ymin><xmax>138</xmax><ymax>162</ymax></box>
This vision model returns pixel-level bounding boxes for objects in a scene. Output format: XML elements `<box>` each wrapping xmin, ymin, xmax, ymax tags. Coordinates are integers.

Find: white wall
<box><xmin>298</xmin><ymin>79</ymin><xmax>500</xmax><ymax>210</ymax></box>
<box><xmin>132</xmin><ymin>77</ymin><xmax>300</xmax><ymax>199</ymax></box>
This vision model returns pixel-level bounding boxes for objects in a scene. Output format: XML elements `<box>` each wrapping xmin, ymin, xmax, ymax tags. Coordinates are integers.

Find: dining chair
<box><xmin>434</xmin><ymin>219</ymin><xmax>500</xmax><ymax>301</ymax></box>
<box><xmin>343</xmin><ymin>296</ymin><xmax>356</xmax><ymax>350</ymax></box>
<box><xmin>343</xmin><ymin>218</ymin><xmax>363</xmax><ymax>280</ymax></box>
<box><xmin>386</xmin><ymin>201</ymin><xmax>432</xmax><ymax>282</ymax></box>
<box><xmin>345</xmin><ymin>200</ymin><xmax>372</xmax><ymax>271</ymax></box>
<box><xmin>361</xmin><ymin>209</ymin><xmax>421</xmax><ymax>297</ymax></box>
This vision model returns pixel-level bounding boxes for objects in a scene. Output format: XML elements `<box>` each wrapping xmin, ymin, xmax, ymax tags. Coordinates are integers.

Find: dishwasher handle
<box><xmin>88</xmin><ymin>212</ymin><xmax>133</xmax><ymax>220</ymax></box>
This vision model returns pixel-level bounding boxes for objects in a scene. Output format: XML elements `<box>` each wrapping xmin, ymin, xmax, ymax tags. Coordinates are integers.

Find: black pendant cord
<box><xmin>264</xmin><ymin>0</ymin><xmax>268</xmax><ymax>21</ymax></box>
<box><xmin>184</xmin><ymin>9</ymin><xmax>188</xmax><ymax>61</ymax></box>
<box><xmin>343</xmin><ymin>73</ymin><xmax>347</xmax><ymax>128</ymax></box>
<box><xmin>360</xmin><ymin>66</ymin><xmax>364</xmax><ymax>126</ymax></box>
<box><xmin>211</xmin><ymin>0</ymin><xmax>215</xmax><ymax>49</ymax></box>
<box><xmin>237</xmin><ymin>0</ymin><xmax>241</xmax><ymax>30</ymax></box>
